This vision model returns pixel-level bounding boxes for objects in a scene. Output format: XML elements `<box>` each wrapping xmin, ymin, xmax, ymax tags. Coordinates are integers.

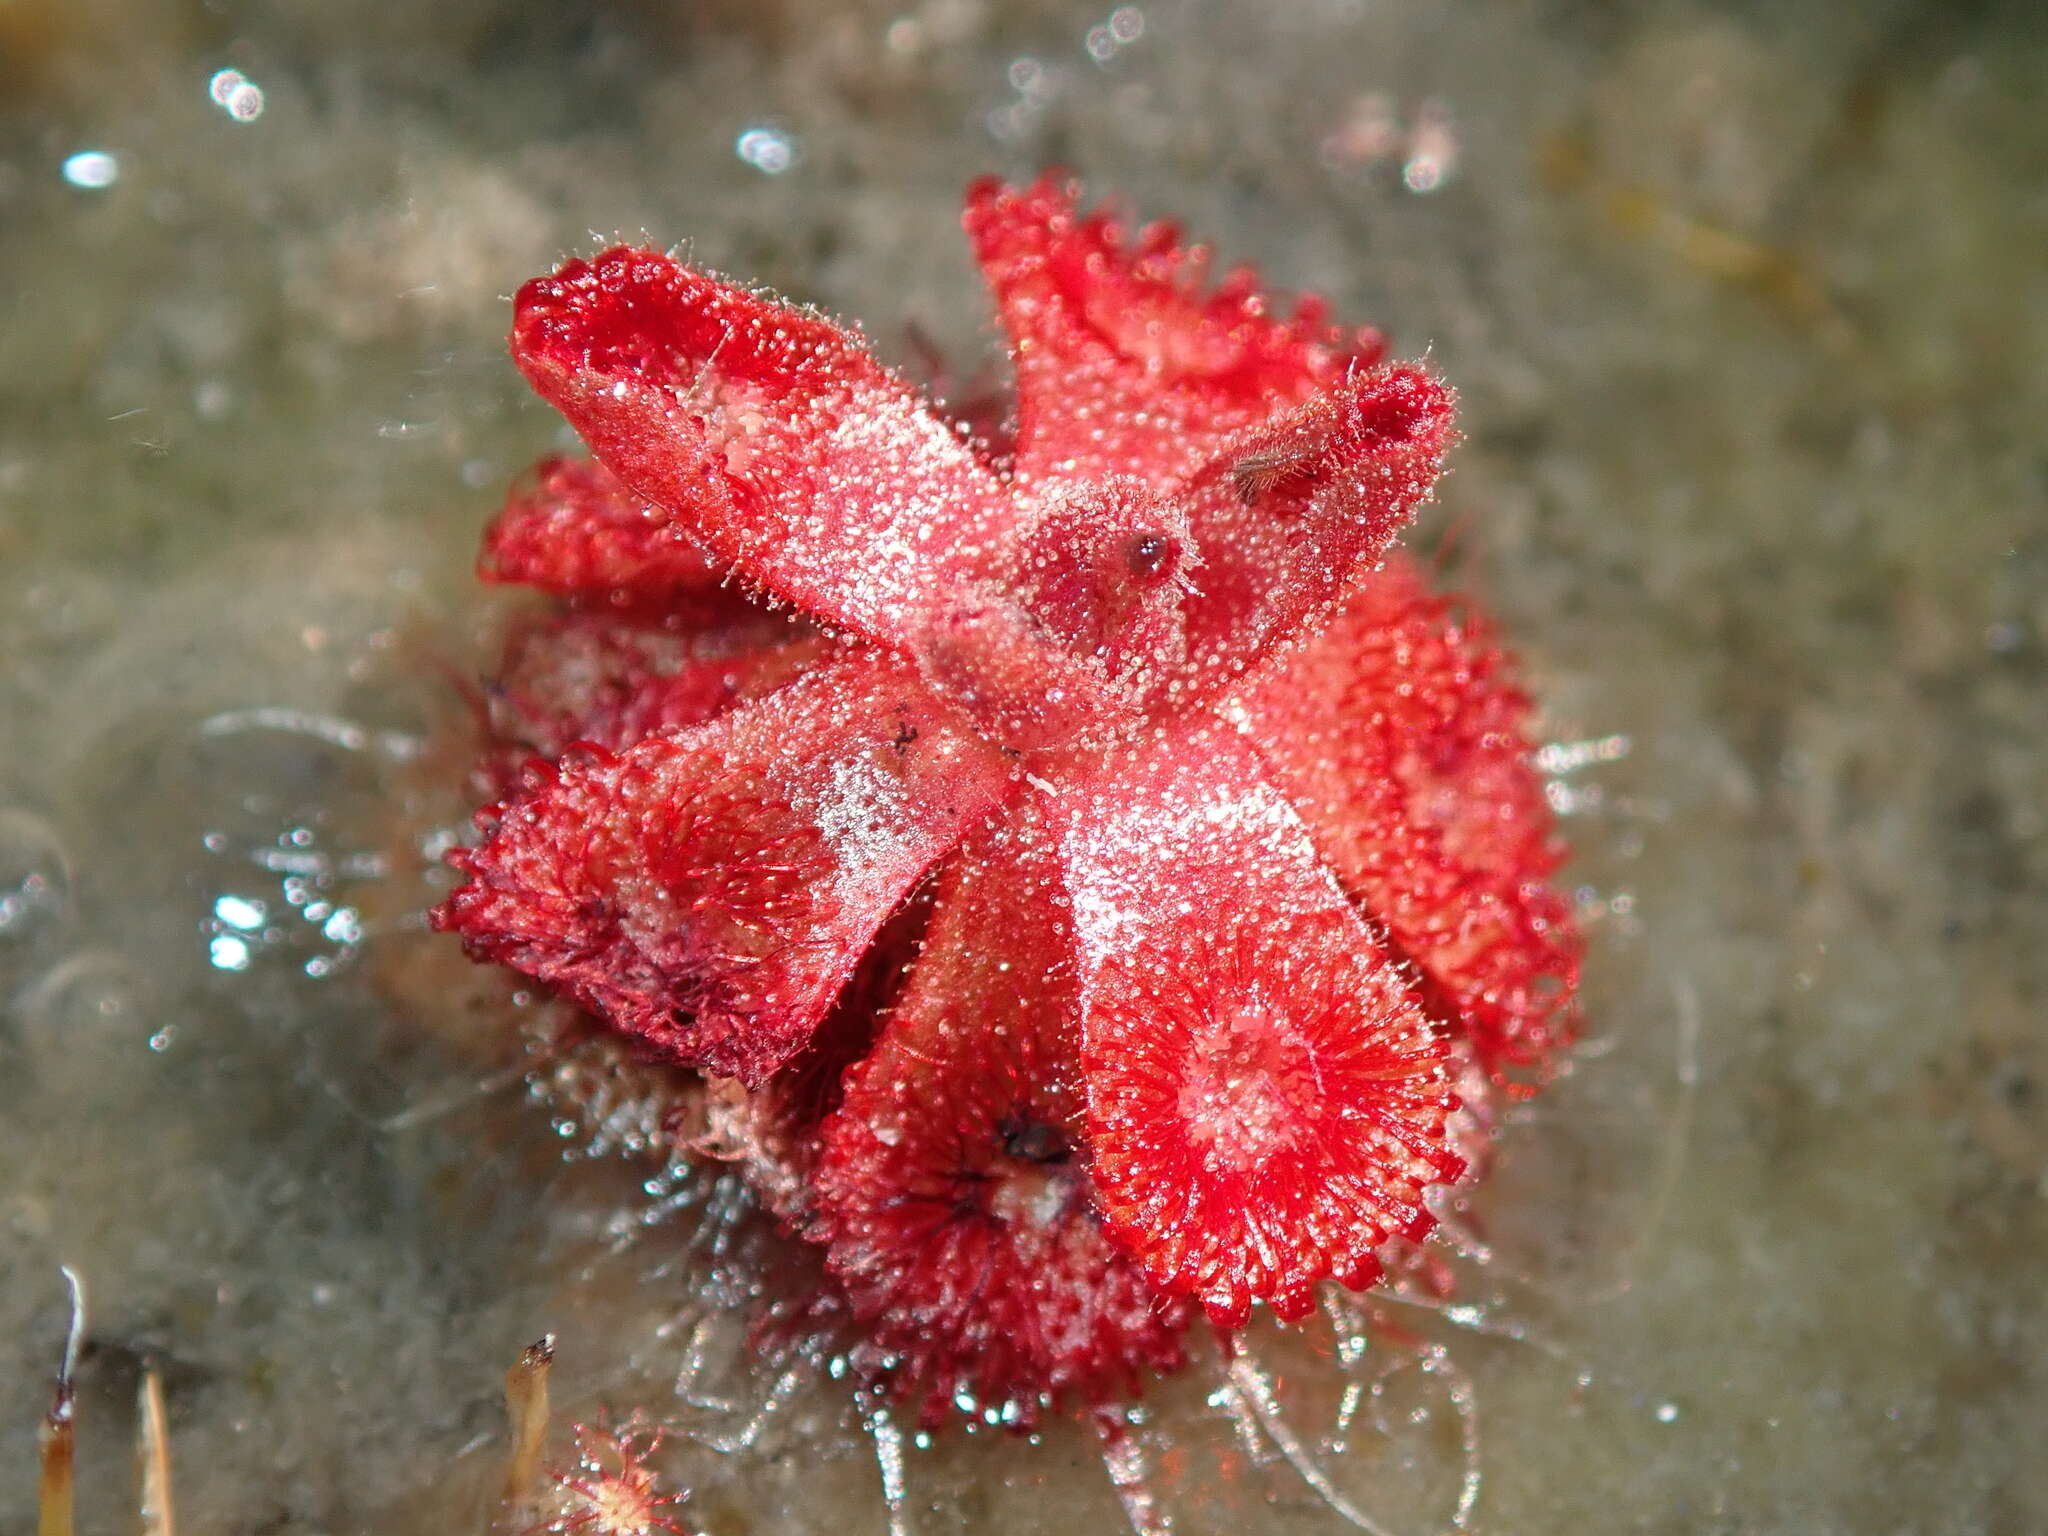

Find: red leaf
<box><xmin>436</xmin><ymin>651</ymin><xmax>1015</xmax><ymax>1084</ymax></box>
<box><xmin>965</xmin><ymin>173</ymin><xmax>1383</xmax><ymax>492</ymax></box>
<box><xmin>479</xmin><ymin>455</ymin><xmax>723</xmax><ymax>598</ymax></box>
<box><xmin>1051</xmin><ymin>721</ymin><xmax>1463</xmax><ymax>1327</ymax></box>
<box><xmin>811</xmin><ymin>817</ymin><xmax>1190</xmax><ymax>1424</ymax></box>
<box><xmin>483</xmin><ymin>605</ymin><xmax>823</xmax><ymax>771</ymax></box>
<box><xmin>512</xmin><ymin>248</ymin><xmax>1014</xmax><ymax>650</ymax></box>
<box><xmin>1175</xmin><ymin>364</ymin><xmax>1457</xmax><ymax>687</ymax></box>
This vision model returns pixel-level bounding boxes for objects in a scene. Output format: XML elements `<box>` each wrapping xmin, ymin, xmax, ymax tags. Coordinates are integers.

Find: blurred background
<box><xmin>1</xmin><ymin>1</ymin><xmax>2043</xmax><ymax>1531</ymax></box>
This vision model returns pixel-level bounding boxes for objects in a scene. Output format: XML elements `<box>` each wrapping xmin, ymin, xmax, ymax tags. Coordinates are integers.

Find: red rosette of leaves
<box><xmin>433</xmin><ymin>173</ymin><xmax>1581</xmax><ymax>1421</ymax></box>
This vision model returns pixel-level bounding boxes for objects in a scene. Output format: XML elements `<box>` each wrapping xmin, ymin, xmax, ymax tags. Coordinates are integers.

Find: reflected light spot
<box><xmin>213</xmin><ymin>894</ymin><xmax>267</xmax><ymax>930</ymax></box>
<box><xmin>208</xmin><ymin>69</ymin><xmax>267</xmax><ymax>122</ymax></box>
<box><xmin>736</xmin><ymin>126</ymin><xmax>798</xmax><ymax>175</ymax></box>
<box><xmin>62</xmin><ymin>151</ymin><xmax>120</xmax><ymax>189</ymax></box>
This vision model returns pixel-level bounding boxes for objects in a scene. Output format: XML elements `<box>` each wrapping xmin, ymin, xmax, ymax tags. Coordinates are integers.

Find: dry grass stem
<box><xmin>38</xmin><ymin>1268</ymin><xmax>86</xmax><ymax>1536</ymax></box>
<box><xmin>136</xmin><ymin>1369</ymin><xmax>174</xmax><ymax>1536</ymax></box>
<box><xmin>501</xmin><ymin>1334</ymin><xmax>557</xmax><ymax>1527</ymax></box>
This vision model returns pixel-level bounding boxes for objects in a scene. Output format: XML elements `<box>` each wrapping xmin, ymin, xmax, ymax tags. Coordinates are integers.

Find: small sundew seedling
<box><xmin>535</xmin><ymin>1415</ymin><xmax>692</xmax><ymax>1536</ymax></box>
